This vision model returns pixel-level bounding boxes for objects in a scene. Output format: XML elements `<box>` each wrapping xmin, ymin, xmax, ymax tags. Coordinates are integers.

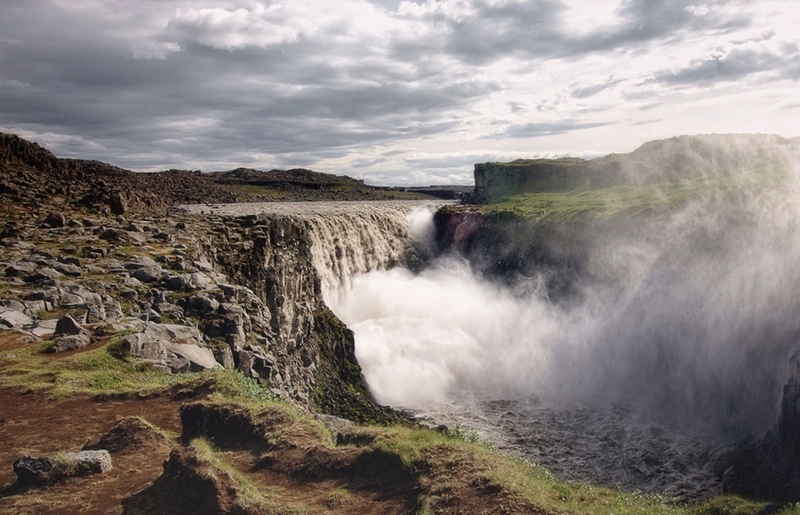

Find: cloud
<box><xmin>653</xmin><ymin>40</ymin><xmax>798</xmax><ymax>84</ymax></box>
<box><xmin>490</xmin><ymin>120</ymin><xmax>611</xmax><ymax>139</ymax></box>
<box><xmin>169</xmin><ymin>5</ymin><xmax>303</xmax><ymax>50</ymax></box>
<box><xmin>0</xmin><ymin>0</ymin><xmax>798</xmax><ymax>184</ymax></box>
<box><xmin>572</xmin><ymin>78</ymin><xmax>626</xmax><ymax>99</ymax></box>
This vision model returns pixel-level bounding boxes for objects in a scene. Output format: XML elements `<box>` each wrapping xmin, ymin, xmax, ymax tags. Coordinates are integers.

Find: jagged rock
<box><xmin>165</xmin><ymin>274</ymin><xmax>193</xmax><ymax>291</ymax></box>
<box><xmin>132</xmin><ymin>266</ymin><xmax>163</xmax><ymax>283</ymax></box>
<box><xmin>54</xmin><ymin>315</ymin><xmax>83</xmax><ymax>336</ymax></box>
<box><xmin>13</xmin><ymin>456</ymin><xmax>57</xmax><ymax>486</ymax></box>
<box><xmin>55</xmin><ymin>263</ymin><xmax>82</xmax><ymax>277</ymax></box>
<box><xmin>122</xmin><ymin>322</ymin><xmax>222</xmax><ymax>373</ymax></box>
<box><xmin>30</xmin><ymin>319</ymin><xmax>57</xmax><ymax>337</ymax></box>
<box><xmin>187</xmin><ymin>294</ymin><xmax>219</xmax><ymax>315</ymax></box>
<box><xmin>79</xmin><ymin>291</ymin><xmax>106</xmax><ymax>323</ymax></box>
<box><xmin>57</xmin><ymin>255</ymin><xmax>81</xmax><ymax>266</ymax></box>
<box><xmin>41</xmin><ymin>212</ymin><xmax>66</xmax><ymax>228</ymax></box>
<box><xmin>0</xmin><ymin>308</ymin><xmax>33</xmax><ymax>329</ymax></box>
<box><xmin>110</xmin><ymin>191</ymin><xmax>127</xmax><ymax>215</ymax></box>
<box><xmin>124</xmin><ymin>256</ymin><xmax>159</xmax><ymax>270</ymax></box>
<box><xmin>213</xmin><ymin>346</ymin><xmax>235</xmax><ymax>369</ymax></box>
<box><xmin>22</xmin><ymin>268</ymin><xmax>61</xmax><ymax>283</ymax></box>
<box><xmin>99</xmin><ymin>228</ymin><xmax>126</xmax><ymax>242</ymax></box>
<box><xmin>4</xmin><ymin>262</ymin><xmax>36</xmax><ymax>277</ymax></box>
<box><xmin>50</xmin><ymin>333</ymin><xmax>91</xmax><ymax>352</ymax></box>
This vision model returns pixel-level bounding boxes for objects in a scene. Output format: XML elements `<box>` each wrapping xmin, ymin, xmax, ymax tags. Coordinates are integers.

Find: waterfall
<box><xmin>303</xmin><ymin>201</ymin><xmax>443</xmax><ymax>305</ymax></box>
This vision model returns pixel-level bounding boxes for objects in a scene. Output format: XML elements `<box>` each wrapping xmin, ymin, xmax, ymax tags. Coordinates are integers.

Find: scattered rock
<box><xmin>41</xmin><ymin>212</ymin><xmax>66</xmax><ymax>228</ymax></box>
<box><xmin>0</xmin><ymin>308</ymin><xmax>33</xmax><ymax>330</ymax></box>
<box><xmin>132</xmin><ymin>266</ymin><xmax>163</xmax><ymax>284</ymax></box>
<box><xmin>55</xmin><ymin>263</ymin><xmax>82</xmax><ymax>277</ymax></box>
<box><xmin>49</xmin><ymin>333</ymin><xmax>91</xmax><ymax>353</ymax></box>
<box><xmin>315</xmin><ymin>414</ymin><xmax>355</xmax><ymax>434</ymax></box>
<box><xmin>54</xmin><ymin>315</ymin><xmax>83</xmax><ymax>336</ymax></box>
<box><xmin>4</xmin><ymin>262</ymin><xmax>36</xmax><ymax>277</ymax></box>
<box><xmin>13</xmin><ymin>456</ymin><xmax>57</xmax><ymax>486</ymax></box>
<box><xmin>13</xmin><ymin>450</ymin><xmax>112</xmax><ymax>487</ymax></box>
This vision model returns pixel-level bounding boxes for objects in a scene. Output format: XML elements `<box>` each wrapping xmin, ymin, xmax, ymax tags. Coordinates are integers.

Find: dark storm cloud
<box><xmin>0</xmin><ymin>1</ymin><xmax>489</xmax><ymax>171</ymax></box>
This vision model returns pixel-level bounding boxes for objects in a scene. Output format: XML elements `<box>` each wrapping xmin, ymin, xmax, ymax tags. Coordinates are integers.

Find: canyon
<box><xmin>1</xmin><ymin>132</ymin><xmax>800</xmax><ymax>513</ymax></box>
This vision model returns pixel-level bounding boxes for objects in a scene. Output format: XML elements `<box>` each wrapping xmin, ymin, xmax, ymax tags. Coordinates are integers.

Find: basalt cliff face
<box><xmin>0</xmin><ymin>133</ymin><xmax>426</xmax><ymax>425</ymax></box>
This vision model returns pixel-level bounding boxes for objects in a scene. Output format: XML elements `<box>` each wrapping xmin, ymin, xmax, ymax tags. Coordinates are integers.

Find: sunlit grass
<box><xmin>476</xmin><ymin>170</ymin><xmax>786</xmax><ymax>221</ymax></box>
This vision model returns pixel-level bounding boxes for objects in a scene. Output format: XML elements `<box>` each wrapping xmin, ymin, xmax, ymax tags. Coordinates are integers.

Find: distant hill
<box><xmin>472</xmin><ymin>134</ymin><xmax>800</xmax><ymax>204</ymax></box>
<box><xmin>0</xmin><ymin>133</ymin><xmax>436</xmax><ymax>215</ymax></box>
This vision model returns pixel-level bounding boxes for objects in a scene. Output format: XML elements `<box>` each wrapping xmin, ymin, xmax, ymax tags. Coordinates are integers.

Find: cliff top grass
<box><xmin>2</xmin><ymin>332</ymin><xmax>798</xmax><ymax>514</ymax></box>
<box><xmin>470</xmin><ymin>169</ymin><xmax>787</xmax><ymax>222</ymax></box>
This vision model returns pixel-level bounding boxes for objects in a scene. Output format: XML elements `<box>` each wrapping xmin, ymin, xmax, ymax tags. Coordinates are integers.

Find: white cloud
<box><xmin>0</xmin><ymin>0</ymin><xmax>798</xmax><ymax>184</ymax></box>
<box><xmin>170</xmin><ymin>4</ymin><xmax>302</xmax><ymax>50</ymax></box>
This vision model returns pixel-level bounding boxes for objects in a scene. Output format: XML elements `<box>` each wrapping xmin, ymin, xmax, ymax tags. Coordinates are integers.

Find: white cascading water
<box><xmin>302</xmin><ymin>202</ymin><xmax>441</xmax><ymax>306</ymax></box>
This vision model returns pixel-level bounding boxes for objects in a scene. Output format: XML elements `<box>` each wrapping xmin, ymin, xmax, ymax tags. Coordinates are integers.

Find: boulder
<box><xmin>0</xmin><ymin>308</ymin><xmax>33</xmax><ymax>330</ymax></box>
<box><xmin>63</xmin><ymin>450</ymin><xmax>112</xmax><ymax>474</ymax></box>
<box><xmin>55</xmin><ymin>263</ymin><xmax>82</xmax><ymax>277</ymax></box>
<box><xmin>54</xmin><ymin>315</ymin><xmax>83</xmax><ymax>336</ymax></box>
<box><xmin>41</xmin><ymin>212</ymin><xmax>66</xmax><ymax>228</ymax></box>
<box><xmin>132</xmin><ymin>266</ymin><xmax>163</xmax><ymax>284</ymax></box>
<box><xmin>122</xmin><ymin>322</ymin><xmax>222</xmax><ymax>373</ymax></box>
<box><xmin>13</xmin><ymin>456</ymin><xmax>57</xmax><ymax>486</ymax></box>
<box><xmin>50</xmin><ymin>334</ymin><xmax>91</xmax><ymax>353</ymax></box>
<box><xmin>4</xmin><ymin>262</ymin><xmax>36</xmax><ymax>277</ymax></box>
<box><xmin>13</xmin><ymin>450</ymin><xmax>111</xmax><ymax>486</ymax></box>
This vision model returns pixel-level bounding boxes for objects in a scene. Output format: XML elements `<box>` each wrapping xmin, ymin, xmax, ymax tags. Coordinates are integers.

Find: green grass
<box><xmin>2</xmin><ymin>335</ymin><xmax>797</xmax><ymax>514</ymax></box>
<box><xmin>0</xmin><ymin>341</ymin><xmax>193</xmax><ymax>398</ymax></box>
<box><xmin>190</xmin><ymin>437</ymin><xmax>306</xmax><ymax>514</ymax></box>
<box><xmin>476</xmin><ymin>170</ymin><xmax>786</xmax><ymax>222</ymax></box>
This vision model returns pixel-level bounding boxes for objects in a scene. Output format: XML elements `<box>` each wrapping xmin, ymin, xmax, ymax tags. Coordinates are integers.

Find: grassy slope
<box><xmin>471</xmin><ymin>169</ymin><xmax>786</xmax><ymax>222</ymax></box>
<box><xmin>2</xmin><ymin>338</ymin><xmax>797</xmax><ymax>514</ymax></box>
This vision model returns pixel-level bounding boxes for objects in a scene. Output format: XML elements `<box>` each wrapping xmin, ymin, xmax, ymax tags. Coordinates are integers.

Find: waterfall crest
<box><xmin>304</xmin><ymin>202</ymin><xmax>441</xmax><ymax>305</ymax></box>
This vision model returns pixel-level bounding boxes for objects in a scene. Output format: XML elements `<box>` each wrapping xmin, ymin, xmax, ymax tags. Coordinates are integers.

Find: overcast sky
<box><xmin>1</xmin><ymin>0</ymin><xmax>798</xmax><ymax>185</ymax></box>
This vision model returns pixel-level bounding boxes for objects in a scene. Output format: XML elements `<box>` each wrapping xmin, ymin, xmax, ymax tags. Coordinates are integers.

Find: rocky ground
<box><xmin>0</xmin><ymin>204</ymin><xmax>559</xmax><ymax>514</ymax></box>
<box><xmin>0</xmin><ymin>132</ymin><xmax>792</xmax><ymax>514</ymax></box>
